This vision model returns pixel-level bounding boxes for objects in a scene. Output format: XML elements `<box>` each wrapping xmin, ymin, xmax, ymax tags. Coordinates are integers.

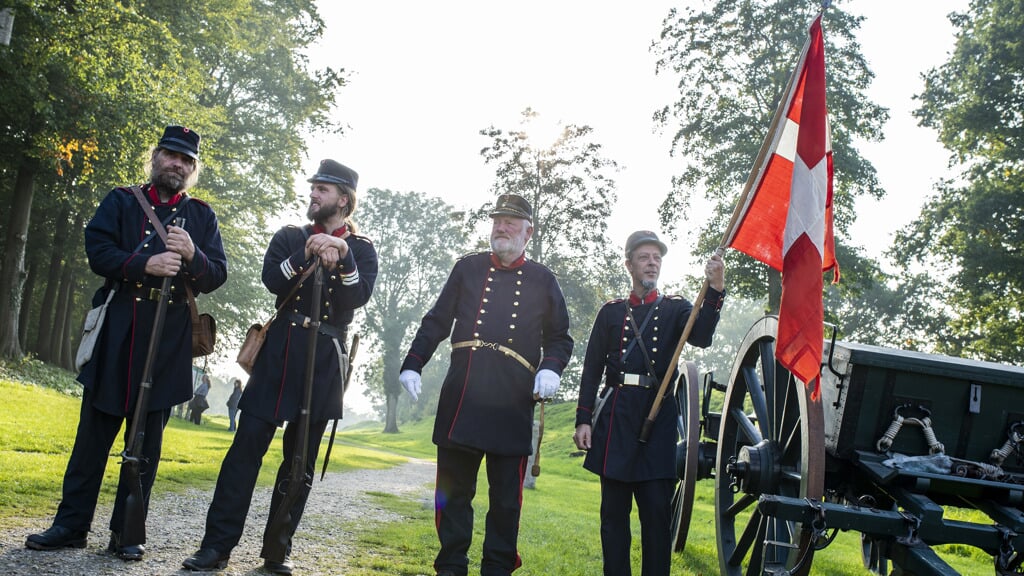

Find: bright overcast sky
<box><xmin>300</xmin><ymin>0</ymin><xmax>968</xmax><ymax>282</ymax></box>
<box><xmin>246</xmin><ymin>0</ymin><xmax>970</xmax><ymax>414</ymax></box>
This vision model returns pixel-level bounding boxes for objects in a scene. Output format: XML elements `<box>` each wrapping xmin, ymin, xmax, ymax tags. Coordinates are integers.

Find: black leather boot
<box><xmin>25</xmin><ymin>525</ymin><xmax>88</xmax><ymax>551</ymax></box>
<box><xmin>182</xmin><ymin>548</ymin><xmax>231</xmax><ymax>571</ymax></box>
<box><xmin>107</xmin><ymin>532</ymin><xmax>145</xmax><ymax>561</ymax></box>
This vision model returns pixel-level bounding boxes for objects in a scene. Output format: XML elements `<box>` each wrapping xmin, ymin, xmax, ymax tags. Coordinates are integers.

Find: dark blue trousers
<box><xmin>434</xmin><ymin>445</ymin><xmax>527</xmax><ymax>576</ymax></box>
<box><xmin>54</xmin><ymin>390</ymin><xmax>170</xmax><ymax>537</ymax></box>
<box><xmin>599</xmin><ymin>476</ymin><xmax>675</xmax><ymax>576</ymax></box>
<box><xmin>199</xmin><ymin>411</ymin><xmax>326</xmax><ymax>557</ymax></box>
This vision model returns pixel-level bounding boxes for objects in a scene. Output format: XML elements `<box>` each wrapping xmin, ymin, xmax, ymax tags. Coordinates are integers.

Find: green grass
<box><xmin>0</xmin><ymin>360</ymin><xmax>404</xmax><ymax>530</ymax></box>
<box><xmin>0</xmin><ymin>359</ymin><xmax>1000</xmax><ymax>574</ymax></box>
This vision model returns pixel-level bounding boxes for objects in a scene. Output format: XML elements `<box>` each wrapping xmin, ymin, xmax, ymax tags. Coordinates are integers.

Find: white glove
<box><xmin>399</xmin><ymin>370</ymin><xmax>422</xmax><ymax>401</ymax></box>
<box><xmin>532</xmin><ymin>368</ymin><xmax>560</xmax><ymax>399</ymax></box>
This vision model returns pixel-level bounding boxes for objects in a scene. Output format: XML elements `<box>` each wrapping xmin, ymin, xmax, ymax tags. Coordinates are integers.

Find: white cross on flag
<box><xmin>724</xmin><ymin>12</ymin><xmax>839</xmax><ymax>398</ymax></box>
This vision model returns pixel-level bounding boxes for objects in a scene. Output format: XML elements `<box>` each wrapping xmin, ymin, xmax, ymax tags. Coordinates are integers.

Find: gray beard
<box><xmin>641</xmin><ymin>279</ymin><xmax>657</xmax><ymax>292</ymax></box>
<box><xmin>491</xmin><ymin>236</ymin><xmax>526</xmax><ymax>261</ymax></box>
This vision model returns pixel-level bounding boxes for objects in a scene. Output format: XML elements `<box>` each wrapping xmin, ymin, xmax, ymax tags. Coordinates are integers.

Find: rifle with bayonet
<box><xmin>262</xmin><ymin>259</ymin><xmax>322</xmax><ymax>562</ymax></box>
<box><xmin>120</xmin><ymin>216</ymin><xmax>182</xmax><ymax>546</ymax></box>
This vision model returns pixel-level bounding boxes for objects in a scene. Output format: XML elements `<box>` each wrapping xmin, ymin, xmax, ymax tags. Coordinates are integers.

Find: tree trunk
<box><xmin>0</xmin><ymin>157</ymin><xmax>37</xmax><ymax>359</ymax></box>
<box><xmin>62</xmin><ymin>215</ymin><xmax>87</xmax><ymax>371</ymax></box>
<box><xmin>59</xmin><ymin>273</ymin><xmax>76</xmax><ymax>370</ymax></box>
<box><xmin>767</xmin><ymin>268</ymin><xmax>782</xmax><ymax>315</ymax></box>
<box><xmin>384</xmin><ymin>393</ymin><xmax>399</xmax><ymax>433</ymax></box>
<box><xmin>382</xmin><ymin>330</ymin><xmax>403</xmax><ymax>433</ymax></box>
<box><xmin>18</xmin><ymin>257</ymin><xmax>38</xmax><ymax>352</ymax></box>
<box><xmin>52</xmin><ymin>255</ymin><xmax>75</xmax><ymax>369</ymax></box>
<box><xmin>35</xmin><ymin>216</ymin><xmax>66</xmax><ymax>362</ymax></box>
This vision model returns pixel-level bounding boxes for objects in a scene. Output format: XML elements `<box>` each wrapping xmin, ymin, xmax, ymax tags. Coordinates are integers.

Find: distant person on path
<box><xmin>183</xmin><ymin>159</ymin><xmax>378</xmax><ymax>575</ymax></box>
<box><xmin>25</xmin><ymin>125</ymin><xmax>227</xmax><ymax>561</ymax></box>
<box><xmin>226</xmin><ymin>378</ymin><xmax>243</xmax><ymax>432</ymax></box>
<box><xmin>189</xmin><ymin>373</ymin><xmax>211</xmax><ymax>425</ymax></box>
<box><xmin>399</xmin><ymin>194</ymin><xmax>573</xmax><ymax>576</ymax></box>
<box><xmin>573</xmin><ymin>230</ymin><xmax>725</xmax><ymax>576</ymax></box>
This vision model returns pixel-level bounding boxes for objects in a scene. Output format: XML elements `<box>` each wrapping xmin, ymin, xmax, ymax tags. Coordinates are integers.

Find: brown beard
<box><xmin>307</xmin><ymin>200</ymin><xmax>340</xmax><ymax>223</ymax></box>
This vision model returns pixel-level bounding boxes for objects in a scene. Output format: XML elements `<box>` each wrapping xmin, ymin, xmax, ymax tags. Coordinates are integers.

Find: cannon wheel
<box><xmin>714</xmin><ymin>316</ymin><xmax>825</xmax><ymax>576</ymax></box>
<box><xmin>670</xmin><ymin>361</ymin><xmax>701</xmax><ymax>552</ymax></box>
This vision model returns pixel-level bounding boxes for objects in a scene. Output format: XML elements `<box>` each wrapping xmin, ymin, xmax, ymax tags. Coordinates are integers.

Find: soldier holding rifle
<box><xmin>183</xmin><ymin>159</ymin><xmax>377</xmax><ymax>575</ymax></box>
<box><xmin>399</xmin><ymin>193</ymin><xmax>573</xmax><ymax>576</ymax></box>
<box><xmin>573</xmin><ymin>230</ymin><xmax>724</xmax><ymax>576</ymax></box>
<box><xmin>25</xmin><ymin>126</ymin><xmax>227</xmax><ymax>561</ymax></box>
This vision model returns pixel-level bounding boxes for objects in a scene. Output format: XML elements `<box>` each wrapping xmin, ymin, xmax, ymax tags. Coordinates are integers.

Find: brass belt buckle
<box><xmin>148</xmin><ymin>288</ymin><xmax>161</xmax><ymax>301</ymax></box>
<box><xmin>623</xmin><ymin>373</ymin><xmax>640</xmax><ymax>386</ymax></box>
<box><xmin>302</xmin><ymin>316</ymin><xmax>311</xmax><ymax>328</ymax></box>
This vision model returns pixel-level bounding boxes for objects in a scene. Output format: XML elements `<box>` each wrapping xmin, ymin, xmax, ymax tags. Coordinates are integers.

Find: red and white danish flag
<box><xmin>724</xmin><ymin>12</ymin><xmax>839</xmax><ymax>398</ymax></box>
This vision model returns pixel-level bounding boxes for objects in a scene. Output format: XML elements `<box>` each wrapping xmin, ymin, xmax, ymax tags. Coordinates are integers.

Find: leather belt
<box><xmin>451</xmin><ymin>339</ymin><xmax>536</xmax><ymax>373</ymax></box>
<box><xmin>285</xmin><ymin>312</ymin><xmax>344</xmax><ymax>340</ymax></box>
<box><xmin>125</xmin><ymin>285</ymin><xmax>186</xmax><ymax>306</ymax></box>
<box><xmin>616</xmin><ymin>373</ymin><xmax>658</xmax><ymax>388</ymax></box>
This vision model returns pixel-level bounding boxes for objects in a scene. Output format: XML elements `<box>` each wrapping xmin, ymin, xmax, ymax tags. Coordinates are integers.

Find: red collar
<box><xmin>490</xmin><ymin>252</ymin><xmax>526</xmax><ymax>270</ymax></box>
<box><xmin>628</xmin><ymin>290</ymin><xmax>659</xmax><ymax>306</ymax></box>
<box><xmin>312</xmin><ymin>223</ymin><xmax>349</xmax><ymax>237</ymax></box>
<box><xmin>146</xmin><ymin>184</ymin><xmax>184</xmax><ymax>206</ymax></box>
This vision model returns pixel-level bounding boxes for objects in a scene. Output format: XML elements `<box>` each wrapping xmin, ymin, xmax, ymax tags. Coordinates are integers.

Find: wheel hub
<box><xmin>728</xmin><ymin>439</ymin><xmax>780</xmax><ymax>495</ymax></box>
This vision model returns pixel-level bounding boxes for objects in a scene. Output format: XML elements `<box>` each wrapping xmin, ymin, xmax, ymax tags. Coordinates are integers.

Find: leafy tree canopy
<box><xmin>895</xmin><ymin>0</ymin><xmax>1024</xmax><ymax>362</ymax></box>
<box><xmin>652</xmin><ymin>0</ymin><xmax>889</xmax><ymax>311</ymax></box>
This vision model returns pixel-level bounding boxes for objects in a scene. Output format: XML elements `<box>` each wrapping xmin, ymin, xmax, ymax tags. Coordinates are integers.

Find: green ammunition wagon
<box><xmin>670</xmin><ymin>315</ymin><xmax>1024</xmax><ymax>575</ymax></box>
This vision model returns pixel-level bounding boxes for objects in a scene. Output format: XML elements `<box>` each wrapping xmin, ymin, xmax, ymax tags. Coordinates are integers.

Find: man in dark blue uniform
<box><xmin>26</xmin><ymin>125</ymin><xmax>227</xmax><ymax>560</ymax></box>
<box><xmin>399</xmin><ymin>194</ymin><xmax>573</xmax><ymax>576</ymax></box>
<box><xmin>573</xmin><ymin>230</ymin><xmax>725</xmax><ymax>576</ymax></box>
<box><xmin>183</xmin><ymin>159</ymin><xmax>378</xmax><ymax>575</ymax></box>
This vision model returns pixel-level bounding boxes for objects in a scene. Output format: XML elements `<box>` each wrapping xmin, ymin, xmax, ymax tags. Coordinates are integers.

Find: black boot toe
<box><xmin>25</xmin><ymin>525</ymin><xmax>88</xmax><ymax>551</ymax></box>
<box><xmin>182</xmin><ymin>548</ymin><xmax>231</xmax><ymax>571</ymax></box>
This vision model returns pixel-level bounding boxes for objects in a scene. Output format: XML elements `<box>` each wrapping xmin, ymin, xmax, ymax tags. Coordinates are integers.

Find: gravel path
<box><xmin>0</xmin><ymin>457</ymin><xmax>436</xmax><ymax>576</ymax></box>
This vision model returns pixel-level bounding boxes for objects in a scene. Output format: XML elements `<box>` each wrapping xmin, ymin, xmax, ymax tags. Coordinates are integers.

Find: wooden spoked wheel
<box><xmin>670</xmin><ymin>361</ymin><xmax>701</xmax><ymax>553</ymax></box>
<box><xmin>714</xmin><ymin>316</ymin><xmax>825</xmax><ymax>576</ymax></box>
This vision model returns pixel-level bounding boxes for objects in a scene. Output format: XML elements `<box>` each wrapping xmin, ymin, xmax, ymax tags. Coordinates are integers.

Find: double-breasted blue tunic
<box><xmin>402</xmin><ymin>252</ymin><xmax>574</xmax><ymax>456</ymax></box>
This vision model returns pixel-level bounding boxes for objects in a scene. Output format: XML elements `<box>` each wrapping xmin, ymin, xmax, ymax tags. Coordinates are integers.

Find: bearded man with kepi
<box><xmin>399</xmin><ymin>193</ymin><xmax>574</xmax><ymax>576</ymax></box>
<box><xmin>25</xmin><ymin>125</ymin><xmax>227</xmax><ymax>561</ymax></box>
<box><xmin>183</xmin><ymin>159</ymin><xmax>378</xmax><ymax>575</ymax></box>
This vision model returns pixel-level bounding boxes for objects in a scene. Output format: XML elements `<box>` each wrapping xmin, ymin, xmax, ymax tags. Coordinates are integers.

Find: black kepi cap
<box><xmin>158</xmin><ymin>125</ymin><xmax>200</xmax><ymax>159</ymax></box>
<box><xmin>307</xmin><ymin>159</ymin><xmax>358</xmax><ymax>189</ymax></box>
<box><xmin>625</xmin><ymin>230</ymin><xmax>668</xmax><ymax>257</ymax></box>
<box><xmin>489</xmin><ymin>194</ymin><xmax>533</xmax><ymax>222</ymax></box>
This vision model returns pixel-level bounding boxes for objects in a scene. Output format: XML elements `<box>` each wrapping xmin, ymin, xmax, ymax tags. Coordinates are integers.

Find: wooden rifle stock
<box><xmin>119</xmin><ymin>274</ymin><xmax>173</xmax><ymax>545</ymax></box>
<box><xmin>263</xmin><ymin>260</ymin><xmax>322</xmax><ymax>562</ymax></box>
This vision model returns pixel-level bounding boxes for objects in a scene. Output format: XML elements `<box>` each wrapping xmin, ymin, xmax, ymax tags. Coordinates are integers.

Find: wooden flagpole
<box><xmin>639</xmin><ymin>13</ymin><xmax>820</xmax><ymax>442</ymax></box>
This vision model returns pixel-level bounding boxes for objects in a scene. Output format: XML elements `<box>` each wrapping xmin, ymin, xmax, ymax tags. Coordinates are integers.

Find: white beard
<box><xmin>491</xmin><ymin>235</ymin><xmax>526</xmax><ymax>261</ymax></box>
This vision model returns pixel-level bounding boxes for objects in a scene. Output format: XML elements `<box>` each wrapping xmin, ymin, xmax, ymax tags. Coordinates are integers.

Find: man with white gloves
<box><xmin>399</xmin><ymin>193</ymin><xmax>573</xmax><ymax>576</ymax></box>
